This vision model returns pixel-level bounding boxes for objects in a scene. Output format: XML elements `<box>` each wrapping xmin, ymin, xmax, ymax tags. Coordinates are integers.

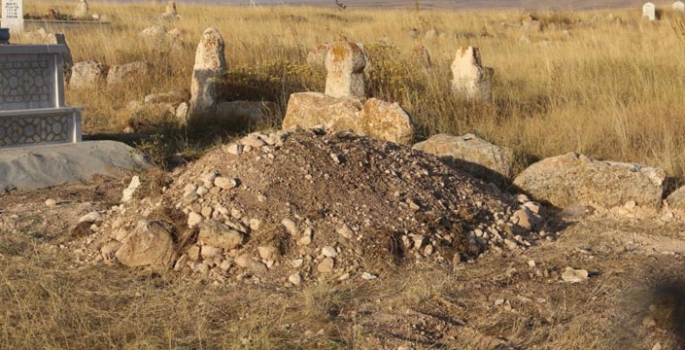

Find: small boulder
<box><xmin>107</xmin><ymin>61</ymin><xmax>153</xmax><ymax>86</ymax></box>
<box><xmin>70</xmin><ymin>61</ymin><xmax>106</xmax><ymax>89</ymax></box>
<box><xmin>197</xmin><ymin>220</ymin><xmax>245</xmax><ymax>250</ymax></box>
<box><xmin>359</xmin><ymin>98</ymin><xmax>414</xmax><ymax>144</ymax></box>
<box><xmin>115</xmin><ymin>220</ymin><xmax>177</xmax><ymax>269</ymax></box>
<box><xmin>412</xmin><ymin>133</ymin><xmax>513</xmax><ymax>183</ymax></box>
<box><xmin>666</xmin><ymin>186</ymin><xmax>685</xmax><ymax>210</ymax></box>
<box><xmin>213</xmin><ymin>101</ymin><xmax>278</xmax><ymax>125</ymax></box>
<box><xmin>513</xmin><ymin>153</ymin><xmax>665</xmax><ymax>208</ymax></box>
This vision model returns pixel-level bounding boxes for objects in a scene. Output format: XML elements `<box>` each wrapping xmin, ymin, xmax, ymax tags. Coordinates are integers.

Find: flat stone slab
<box><xmin>0</xmin><ymin>140</ymin><xmax>147</xmax><ymax>191</ymax></box>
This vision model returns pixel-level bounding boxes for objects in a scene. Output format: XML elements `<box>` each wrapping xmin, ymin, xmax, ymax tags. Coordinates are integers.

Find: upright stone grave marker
<box><xmin>643</xmin><ymin>2</ymin><xmax>656</xmax><ymax>21</ymax></box>
<box><xmin>674</xmin><ymin>1</ymin><xmax>685</xmax><ymax>12</ymax></box>
<box><xmin>1</xmin><ymin>0</ymin><xmax>24</xmax><ymax>34</ymax></box>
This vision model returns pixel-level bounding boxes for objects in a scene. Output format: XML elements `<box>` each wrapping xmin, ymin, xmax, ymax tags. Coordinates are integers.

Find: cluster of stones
<box><xmin>76</xmin><ymin>128</ymin><xmax>550</xmax><ymax>285</ymax></box>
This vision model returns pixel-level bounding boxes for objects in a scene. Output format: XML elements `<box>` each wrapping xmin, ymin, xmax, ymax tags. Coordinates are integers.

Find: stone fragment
<box><xmin>511</xmin><ymin>209</ymin><xmax>533</xmax><ymax>232</ymax></box>
<box><xmin>186</xmin><ymin>246</ymin><xmax>200</xmax><ymax>261</ymax></box>
<box><xmin>115</xmin><ymin>220</ymin><xmax>177</xmax><ymax>269</ymax></box>
<box><xmin>214</xmin><ymin>177</ymin><xmax>238</xmax><ymax>190</ymax></box>
<box><xmin>223</xmin><ymin>143</ymin><xmax>243</xmax><ymax>156</ymax></box>
<box><xmin>70</xmin><ymin>61</ymin><xmax>106</xmax><ymax>89</ymax></box>
<box><xmin>337</xmin><ymin>224</ymin><xmax>354</xmax><ymax>239</ymax></box>
<box><xmin>107</xmin><ymin>61</ymin><xmax>153</xmax><ymax>86</ymax></box>
<box><xmin>413</xmin><ymin>133</ymin><xmax>513</xmax><ymax>183</ymax></box>
<box><xmin>45</xmin><ymin>198</ymin><xmax>57</xmax><ymax>208</ymax></box>
<box><xmin>121</xmin><ymin>175</ymin><xmax>141</xmax><ymax>203</ymax></box>
<box><xmin>324</xmin><ymin>39</ymin><xmax>367</xmax><ymax>99</ymax></box>
<box><xmin>144</xmin><ymin>90</ymin><xmax>188</xmax><ymax>105</ymax></box>
<box><xmin>78</xmin><ymin>211</ymin><xmax>102</xmax><ymax>224</ymax></box>
<box><xmin>317</xmin><ymin>257</ymin><xmax>335</xmax><ymax>273</ymax></box>
<box><xmin>281</xmin><ymin>218</ymin><xmax>298</xmax><ymax>236</ymax></box>
<box><xmin>187</xmin><ymin>212</ymin><xmax>203</xmax><ymax>228</ymax></box>
<box><xmin>561</xmin><ymin>267</ymin><xmax>589</xmax><ymax>283</ymax></box>
<box><xmin>288</xmin><ymin>273</ymin><xmax>302</xmax><ymax>285</ymax></box>
<box><xmin>674</xmin><ymin>1</ymin><xmax>685</xmax><ymax>12</ymax></box>
<box><xmin>197</xmin><ymin>220</ymin><xmax>245</xmax><ymax>250</ymax></box>
<box><xmin>450</xmin><ymin>46</ymin><xmax>492</xmax><ymax>102</ymax></box>
<box><xmin>189</xmin><ymin>27</ymin><xmax>227</xmax><ymax>119</ymax></box>
<box><xmin>513</xmin><ymin>153</ymin><xmax>665</xmax><ymax>208</ymax></box>
<box><xmin>258</xmin><ymin>246</ymin><xmax>277</xmax><ymax>261</ymax></box>
<box><xmin>200</xmin><ymin>245</ymin><xmax>222</xmax><ymax>259</ymax></box>
<box><xmin>321</xmin><ymin>246</ymin><xmax>338</xmax><ymax>258</ymax></box>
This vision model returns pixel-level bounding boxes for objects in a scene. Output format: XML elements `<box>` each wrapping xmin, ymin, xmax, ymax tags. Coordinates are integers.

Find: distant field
<box><xmin>124</xmin><ymin>0</ymin><xmax>664</xmax><ymax>11</ymax></box>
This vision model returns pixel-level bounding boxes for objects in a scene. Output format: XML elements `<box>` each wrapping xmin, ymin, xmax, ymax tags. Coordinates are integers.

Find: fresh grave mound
<box><xmin>93</xmin><ymin>129</ymin><xmax>545</xmax><ymax>284</ymax></box>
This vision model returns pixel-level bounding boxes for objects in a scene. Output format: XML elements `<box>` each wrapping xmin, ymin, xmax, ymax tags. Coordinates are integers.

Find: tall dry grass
<box><xmin>8</xmin><ymin>2</ymin><xmax>685</xmax><ymax>179</ymax></box>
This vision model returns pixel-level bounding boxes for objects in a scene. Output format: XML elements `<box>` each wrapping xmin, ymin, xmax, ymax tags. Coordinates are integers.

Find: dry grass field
<box><xmin>4</xmin><ymin>2</ymin><xmax>685</xmax><ymax>350</ymax></box>
<box><xmin>11</xmin><ymin>1</ymin><xmax>685</xmax><ymax>179</ymax></box>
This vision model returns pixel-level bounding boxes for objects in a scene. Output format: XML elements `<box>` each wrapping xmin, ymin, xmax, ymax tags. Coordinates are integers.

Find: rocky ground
<box><xmin>1</xmin><ymin>131</ymin><xmax>685</xmax><ymax>349</ymax></box>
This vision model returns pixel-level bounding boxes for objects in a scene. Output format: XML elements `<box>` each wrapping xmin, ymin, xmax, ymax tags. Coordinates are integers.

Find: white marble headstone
<box><xmin>1</xmin><ymin>0</ymin><xmax>23</xmax><ymax>34</ymax></box>
<box><xmin>674</xmin><ymin>1</ymin><xmax>685</xmax><ymax>12</ymax></box>
<box><xmin>643</xmin><ymin>2</ymin><xmax>656</xmax><ymax>21</ymax></box>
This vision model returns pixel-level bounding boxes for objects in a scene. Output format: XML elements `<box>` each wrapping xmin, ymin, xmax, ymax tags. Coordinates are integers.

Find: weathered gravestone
<box><xmin>324</xmin><ymin>39</ymin><xmax>367</xmax><ymax>99</ymax></box>
<box><xmin>674</xmin><ymin>1</ymin><xmax>685</xmax><ymax>12</ymax></box>
<box><xmin>450</xmin><ymin>46</ymin><xmax>492</xmax><ymax>102</ymax></box>
<box><xmin>1</xmin><ymin>0</ymin><xmax>24</xmax><ymax>34</ymax></box>
<box><xmin>73</xmin><ymin>0</ymin><xmax>88</xmax><ymax>19</ymax></box>
<box><xmin>0</xmin><ymin>44</ymin><xmax>82</xmax><ymax>147</ymax></box>
<box><xmin>643</xmin><ymin>2</ymin><xmax>656</xmax><ymax>21</ymax></box>
<box><xmin>189</xmin><ymin>27</ymin><xmax>226</xmax><ymax>119</ymax></box>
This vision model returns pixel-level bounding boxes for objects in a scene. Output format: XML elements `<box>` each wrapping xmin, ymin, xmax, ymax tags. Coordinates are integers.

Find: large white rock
<box><xmin>513</xmin><ymin>153</ymin><xmax>665</xmax><ymax>208</ymax></box>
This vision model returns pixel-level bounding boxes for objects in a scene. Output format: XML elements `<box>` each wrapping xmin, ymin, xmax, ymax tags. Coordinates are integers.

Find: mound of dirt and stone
<box><xmin>78</xmin><ymin>129</ymin><xmax>547</xmax><ymax>285</ymax></box>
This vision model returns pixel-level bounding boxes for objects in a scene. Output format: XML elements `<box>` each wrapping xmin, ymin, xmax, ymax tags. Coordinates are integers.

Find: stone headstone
<box><xmin>674</xmin><ymin>1</ymin><xmax>685</xmax><ymax>12</ymax></box>
<box><xmin>73</xmin><ymin>0</ymin><xmax>88</xmax><ymax>19</ymax></box>
<box><xmin>162</xmin><ymin>1</ymin><xmax>178</xmax><ymax>20</ymax></box>
<box><xmin>450</xmin><ymin>46</ymin><xmax>492</xmax><ymax>102</ymax></box>
<box><xmin>324</xmin><ymin>38</ymin><xmax>367</xmax><ymax>99</ymax></box>
<box><xmin>1</xmin><ymin>0</ymin><xmax>24</xmax><ymax>34</ymax></box>
<box><xmin>643</xmin><ymin>2</ymin><xmax>656</xmax><ymax>21</ymax></box>
<box><xmin>189</xmin><ymin>27</ymin><xmax>227</xmax><ymax>118</ymax></box>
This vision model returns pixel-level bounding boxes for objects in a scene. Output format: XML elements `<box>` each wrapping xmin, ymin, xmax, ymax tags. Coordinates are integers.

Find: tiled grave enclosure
<box><xmin>0</xmin><ymin>45</ymin><xmax>81</xmax><ymax>148</ymax></box>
